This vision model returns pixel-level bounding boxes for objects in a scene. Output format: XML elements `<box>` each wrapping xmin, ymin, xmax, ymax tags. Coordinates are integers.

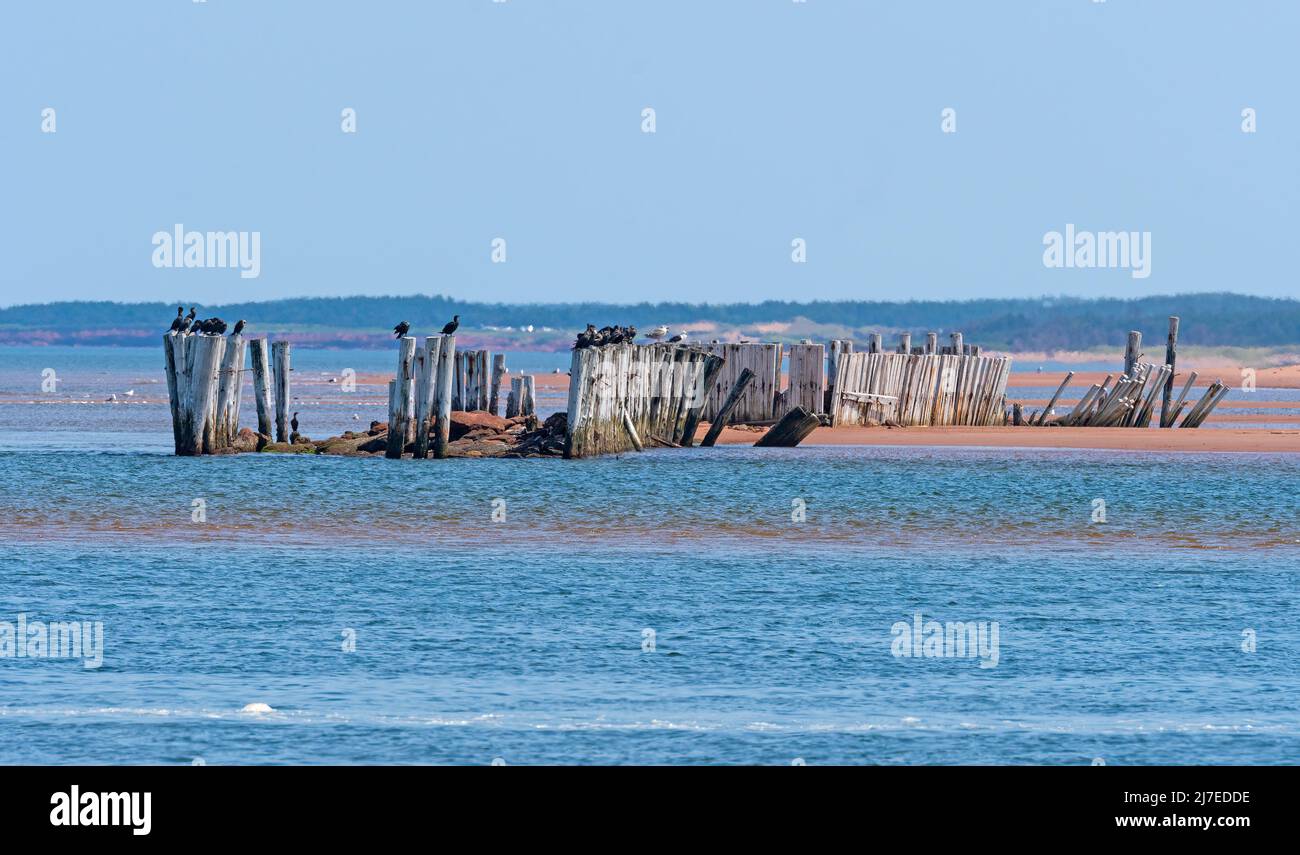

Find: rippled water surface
<box><xmin>1</xmin><ymin>347</ymin><xmax>1298</xmax><ymax>764</ymax></box>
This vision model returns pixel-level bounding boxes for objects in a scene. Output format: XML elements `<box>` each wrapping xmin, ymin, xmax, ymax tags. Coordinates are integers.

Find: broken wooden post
<box><xmin>1160</xmin><ymin>317</ymin><xmax>1179</xmax><ymax>427</ymax></box>
<box><xmin>1037</xmin><ymin>371</ymin><xmax>1074</xmax><ymax>425</ymax></box>
<box><xmin>272</xmin><ymin>341</ymin><xmax>291</xmax><ymax>443</ymax></box>
<box><xmin>432</xmin><ymin>334</ymin><xmax>455</xmax><ymax>458</ymax></box>
<box><xmin>506</xmin><ymin>377</ymin><xmax>521</xmax><ymax>418</ymax></box>
<box><xmin>519</xmin><ymin>374</ymin><xmax>536</xmax><ymax>417</ymax></box>
<box><xmin>700</xmin><ymin>367</ymin><xmax>756</xmax><ymax>447</ymax></box>
<box><xmin>1124</xmin><ymin>330</ymin><xmax>1141</xmax><ymax>378</ymax></box>
<box><xmin>754</xmin><ymin>406</ymin><xmax>820</xmax><ymax>448</ymax></box>
<box><xmin>386</xmin><ymin>336</ymin><xmax>416</xmax><ymax>458</ymax></box>
<box><xmin>489</xmin><ymin>353</ymin><xmax>507</xmax><ymax>416</ymax></box>
<box><xmin>1012</xmin><ymin>402</ymin><xmax>1023</xmax><ymax>426</ymax></box>
<box><xmin>249</xmin><ymin>338</ymin><xmax>273</xmax><ymax>443</ymax></box>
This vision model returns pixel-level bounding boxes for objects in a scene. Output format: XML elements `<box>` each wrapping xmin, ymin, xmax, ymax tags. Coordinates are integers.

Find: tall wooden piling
<box><xmin>272</xmin><ymin>341</ymin><xmax>291</xmax><ymax>443</ymax></box>
<box><xmin>1124</xmin><ymin>331</ymin><xmax>1141</xmax><ymax>378</ymax></box>
<box><xmin>899</xmin><ymin>333</ymin><xmax>911</xmax><ymax>354</ymax></box>
<box><xmin>489</xmin><ymin>354</ymin><xmax>507</xmax><ymax>416</ymax></box>
<box><xmin>1160</xmin><ymin>316</ymin><xmax>1179</xmax><ymax>427</ymax></box>
<box><xmin>826</xmin><ymin>339</ymin><xmax>853</xmax><ymax>411</ymax></box>
<box><xmin>249</xmin><ymin>339</ymin><xmax>273</xmax><ymax>441</ymax></box>
<box><xmin>214</xmin><ymin>334</ymin><xmax>245</xmax><ymax>448</ymax></box>
<box><xmin>925</xmin><ymin>332</ymin><xmax>937</xmax><ymax>355</ymax></box>
<box><xmin>185</xmin><ymin>334</ymin><xmax>226</xmax><ymax>456</ymax></box>
<box><xmin>519</xmin><ymin>374</ymin><xmax>536</xmax><ymax>417</ymax></box>
<box><xmin>507</xmin><ymin>378</ymin><xmax>521</xmax><ymax>418</ymax></box>
<box><xmin>386</xmin><ymin>336</ymin><xmax>416</xmax><ymax>458</ymax></box>
<box><xmin>412</xmin><ymin>337</ymin><xmax>440</xmax><ymax>459</ymax></box>
<box><xmin>432</xmin><ymin>335</ymin><xmax>456</xmax><ymax>459</ymax></box>
<box><xmin>869</xmin><ymin>333</ymin><xmax>882</xmax><ymax>354</ymax></box>
<box><xmin>163</xmin><ymin>333</ymin><xmax>186</xmax><ymax>454</ymax></box>
<box><xmin>950</xmin><ymin>332</ymin><xmax>963</xmax><ymax>357</ymax></box>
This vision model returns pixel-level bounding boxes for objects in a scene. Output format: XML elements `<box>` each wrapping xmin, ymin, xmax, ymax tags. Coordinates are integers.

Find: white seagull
<box><xmin>668</xmin><ymin>332</ymin><xmax>688</xmax><ymax>343</ymax></box>
<box><xmin>645</xmin><ymin>325</ymin><xmax>669</xmax><ymax>341</ymax></box>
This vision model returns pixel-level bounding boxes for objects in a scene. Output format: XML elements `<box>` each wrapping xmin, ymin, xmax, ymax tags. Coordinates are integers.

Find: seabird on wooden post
<box><xmin>440</xmin><ymin>315</ymin><xmax>460</xmax><ymax>336</ymax></box>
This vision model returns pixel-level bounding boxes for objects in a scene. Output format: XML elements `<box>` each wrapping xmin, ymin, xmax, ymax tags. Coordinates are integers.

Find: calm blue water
<box><xmin>2</xmin><ymin>347</ymin><xmax>1298</xmax><ymax>764</ymax></box>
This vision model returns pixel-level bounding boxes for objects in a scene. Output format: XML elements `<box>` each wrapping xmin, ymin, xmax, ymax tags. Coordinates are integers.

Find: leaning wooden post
<box><xmin>432</xmin><ymin>334</ymin><xmax>456</xmax><ymax>458</ymax></box>
<box><xmin>249</xmin><ymin>339</ymin><xmax>273</xmax><ymax>443</ymax></box>
<box><xmin>1037</xmin><ymin>371</ymin><xmax>1074</xmax><ymax>425</ymax></box>
<box><xmin>163</xmin><ymin>333</ymin><xmax>184</xmax><ymax>454</ymax></box>
<box><xmin>386</xmin><ymin>336</ymin><xmax>416</xmax><ymax>458</ymax></box>
<box><xmin>700</xmin><ymin>367</ymin><xmax>755</xmax><ymax>447</ymax></box>
<box><xmin>680</xmin><ymin>354</ymin><xmax>724</xmax><ymax>447</ymax></box>
<box><xmin>272</xmin><ymin>341</ymin><xmax>291</xmax><ymax>443</ymax></box>
<box><xmin>1160</xmin><ymin>316</ymin><xmax>1179</xmax><ymax>427</ymax></box>
<box><xmin>754</xmin><ymin>406</ymin><xmax>820</xmax><ymax>448</ymax></box>
<box><xmin>489</xmin><ymin>353</ymin><xmax>507</xmax><ymax>416</ymax></box>
<box><xmin>1124</xmin><ymin>330</ymin><xmax>1141</xmax><ymax>378</ymax></box>
<box><xmin>621</xmin><ymin>407</ymin><xmax>644</xmax><ymax>452</ymax></box>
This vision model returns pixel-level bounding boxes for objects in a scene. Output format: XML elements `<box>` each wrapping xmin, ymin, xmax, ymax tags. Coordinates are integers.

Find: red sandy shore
<box><xmin>695</xmin><ymin>424</ymin><xmax>1300</xmax><ymax>453</ymax></box>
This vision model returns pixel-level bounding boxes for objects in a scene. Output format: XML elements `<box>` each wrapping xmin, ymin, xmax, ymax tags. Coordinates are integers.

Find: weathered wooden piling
<box><xmin>869</xmin><ymin>333</ymin><xmax>882</xmax><ymax>354</ymax></box>
<box><xmin>898</xmin><ymin>333</ymin><xmax>911</xmax><ymax>355</ymax></box>
<box><xmin>1160</xmin><ymin>316</ymin><xmax>1179</xmax><ymax>427</ymax></box>
<box><xmin>519</xmin><ymin>374</ymin><xmax>536</xmax><ymax>417</ymax></box>
<box><xmin>785</xmin><ymin>343</ymin><xmax>825</xmax><ymax>415</ymax></box>
<box><xmin>565</xmin><ymin>342</ymin><xmax>723</xmax><ymax>458</ymax></box>
<box><xmin>826</xmin><ymin>339</ymin><xmax>853</xmax><ymax>411</ymax></box>
<box><xmin>1124</xmin><ymin>331</ymin><xmax>1142</xmax><ymax>379</ymax></box>
<box><xmin>830</xmin><ymin>352</ymin><xmax>1010</xmax><ymax>427</ymax></box>
<box><xmin>163</xmin><ymin>333</ymin><xmax>187</xmax><ymax>454</ymax></box>
<box><xmin>386</xmin><ymin>336</ymin><xmax>416</xmax><ymax>459</ymax></box>
<box><xmin>950</xmin><ymin>332</ymin><xmax>963</xmax><ymax>357</ymax></box>
<box><xmin>214</xmin><ymin>334</ymin><xmax>246</xmax><ymax>448</ymax></box>
<box><xmin>754</xmin><ymin>406</ymin><xmax>820</xmax><ymax>448</ymax></box>
<box><xmin>249</xmin><ymin>338</ymin><xmax>273</xmax><ymax>441</ymax></box>
<box><xmin>1037</xmin><ymin>371</ymin><xmax>1074</xmax><ymax>425</ymax></box>
<box><xmin>700</xmin><ymin>368</ymin><xmax>756</xmax><ymax>447</ymax></box>
<box><xmin>700</xmin><ymin>342</ymin><xmax>780</xmax><ymax>424</ymax></box>
<box><xmin>490</xmin><ymin>354</ymin><xmax>507</xmax><ymax>416</ymax></box>
<box><xmin>412</xmin><ymin>337</ymin><xmax>440</xmax><ymax>459</ymax></box>
<box><xmin>506</xmin><ymin>378</ymin><xmax>520</xmax><ymax>418</ymax></box>
<box><xmin>432</xmin><ymin>335</ymin><xmax>456</xmax><ymax>459</ymax></box>
<box><xmin>185</xmin><ymin>334</ymin><xmax>226</xmax><ymax>456</ymax></box>
<box><xmin>272</xmin><ymin>341</ymin><xmax>291</xmax><ymax>443</ymax></box>
<box><xmin>925</xmin><ymin>332</ymin><xmax>938</xmax><ymax>355</ymax></box>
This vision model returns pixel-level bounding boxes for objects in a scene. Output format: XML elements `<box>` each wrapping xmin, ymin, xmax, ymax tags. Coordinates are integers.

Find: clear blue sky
<box><xmin>1</xmin><ymin>0</ymin><xmax>1294</xmax><ymax>308</ymax></box>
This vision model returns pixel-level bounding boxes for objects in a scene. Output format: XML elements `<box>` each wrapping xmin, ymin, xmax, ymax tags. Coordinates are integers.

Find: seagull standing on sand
<box><xmin>645</xmin><ymin>325</ymin><xmax>668</xmax><ymax>341</ymax></box>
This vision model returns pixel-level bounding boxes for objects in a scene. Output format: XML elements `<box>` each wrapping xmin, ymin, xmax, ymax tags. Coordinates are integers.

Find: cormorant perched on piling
<box><xmin>169</xmin><ymin>306</ymin><xmax>184</xmax><ymax>331</ymax></box>
<box><xmin>393</xmin><ymin>321</ymin><xmax>410</xmax><ymax>338</ymax></box>
<box><xmin>291</xmin><ymin>412</ymin><xmax>299</xmax><ymax>433</ymax></box>
<box><xmin>231</xmin><ymin>319</ymin><xmax>246</xmax><ymax>336</ymax></box>
<box><xmin>179</xmin><ymin>307</ymin><xmax>195</xmax><ymax>333</ymax></box>
<box><xmin>441</xmin><ymin>315</ymin><xmax>460</xmax><ymax>336</ymax></box>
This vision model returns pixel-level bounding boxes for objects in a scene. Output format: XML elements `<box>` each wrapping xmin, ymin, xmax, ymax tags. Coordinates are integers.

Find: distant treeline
<box><xmin>2</xmin><ymin>293</ymin><xmax>1297</xmax><ymax>350</ymax></box>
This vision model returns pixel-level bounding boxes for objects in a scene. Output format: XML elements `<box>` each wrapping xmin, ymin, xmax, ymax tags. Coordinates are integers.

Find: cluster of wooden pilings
<box><xmin>1018</xmin><ymin>318</ymin><xmax>1229</xmax><ymax>428</ymax></box>
<box><xmin>565</xmin><ymin>343</ymin><xmax>725</xmax><ymax>458</ymax></box>
<box><xmin>830</xmin><ymin>352</ymin><xmax>1012</xmax><ymax>427</ymax></box>
<box><xmin>384</xmin><ymin>337</ymin><xmax>539</xmax><ymax>460</ymax></box>
<box><xmin>163</xmin><ymin>332</ymin><xmax>291</xmax><ymax>455</ymax></box>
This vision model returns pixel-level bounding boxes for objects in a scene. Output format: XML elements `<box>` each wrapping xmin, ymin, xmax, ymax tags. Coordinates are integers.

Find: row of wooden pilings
<box><xmin>163</xmin><ymin>332</ymin><xmax>292</xmax><ymax>455</ymax></box>
<box><xmin>383</xmin><ymin>337</ymin><xmax>538</xmax><ymax>460</ymax></box>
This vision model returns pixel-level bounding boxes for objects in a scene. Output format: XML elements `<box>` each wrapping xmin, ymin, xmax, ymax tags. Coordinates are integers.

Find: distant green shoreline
<box><xmin>3</xmin><ymin>293</ymin><xmax>1299</xmax><ymax>351</ymax></box>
